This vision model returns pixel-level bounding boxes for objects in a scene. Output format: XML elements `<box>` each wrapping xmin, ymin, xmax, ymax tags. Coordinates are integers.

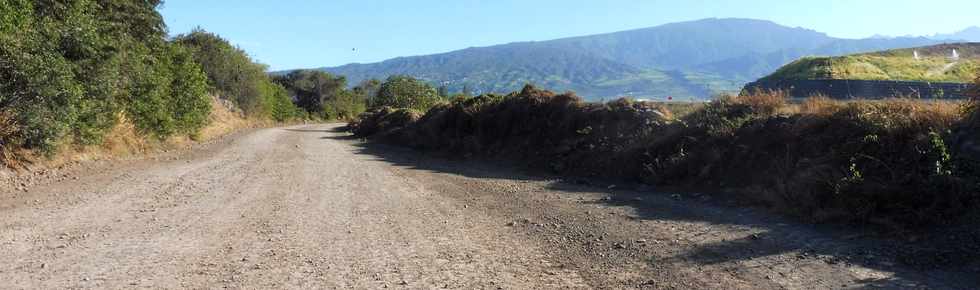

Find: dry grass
<box><xmin>0</xmin><ymin>110</ymin><xmax>21</xmax><ymax>168</ymax></box>
<box><xmin>799</xmin><ymin>95</ymin><xmax>843</xmax><ymax>116</ymax></box>
<box><xmin>101</xmin><ymin>114</ymin><xmax>149</xmax><ymax>156</ymax></box>
<box><xmin>967</xmin><ymin>76</ymin><xmax>980</xmax><ymax>124</ymax></box>
<box><xmin>734</xmin><ymin>89</ymin><xmax>789</xmax><ymax>115</ymax></box>
<box><xmin>42</xmin><ymin>114</ymin><xmax>149</xmax><ymax>167</ymax></box>
<box><xmin>3</xmin><ymin>96</ymin><xmax>257</xmax><ymax>171</ymax></box>
<box><xmin>195</xmin><ymin>96</ymin><xmax>255</xmax><ymax>142</ymax></box>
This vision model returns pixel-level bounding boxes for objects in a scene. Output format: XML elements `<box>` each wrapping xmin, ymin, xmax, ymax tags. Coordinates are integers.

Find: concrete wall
<box><xmin>743</xmin><ymin>79</ymin><xmax>972</xmax><ymax>99</ymax></box>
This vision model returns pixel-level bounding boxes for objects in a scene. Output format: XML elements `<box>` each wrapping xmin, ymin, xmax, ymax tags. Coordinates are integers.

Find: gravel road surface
<box><xmin>1</xmin><ymin>124</ymin><xmax>976</xmax><ymax>289</ymax></box>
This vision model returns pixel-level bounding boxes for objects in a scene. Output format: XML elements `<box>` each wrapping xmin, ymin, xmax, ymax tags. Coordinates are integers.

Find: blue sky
<box><xmin>160</xmin><ymin>0</ymin><xmax>979</xmax><ymax>71</ymax></box>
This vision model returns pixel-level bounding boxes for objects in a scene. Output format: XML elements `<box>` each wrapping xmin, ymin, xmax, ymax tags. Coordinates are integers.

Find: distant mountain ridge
<box><xmin>312</xmin><ymin>18</ymin><xmax>958</xmax><ymax>100</ymax></box>
<box><xmin>932</xmin><ymin>26</ymin><xmax>980</xmax><ymax>42</ymax></box>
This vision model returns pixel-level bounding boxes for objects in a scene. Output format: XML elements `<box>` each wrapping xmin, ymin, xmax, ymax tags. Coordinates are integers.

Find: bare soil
<box><xmin>1</xmin><ymin>124</ymin><xmax>977</xmax><ymax>289</ymax></box>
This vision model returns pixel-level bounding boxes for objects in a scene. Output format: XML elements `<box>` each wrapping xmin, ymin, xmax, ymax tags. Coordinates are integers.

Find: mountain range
<box><xmin>312</xmin><ymin>18</ymin><xmax>974</xmax><ymax>100</ymax></box>
<box><xmin>931</xmin><ymin>26</ymin><xmax>980</xmax><ymax>42</ymax></box>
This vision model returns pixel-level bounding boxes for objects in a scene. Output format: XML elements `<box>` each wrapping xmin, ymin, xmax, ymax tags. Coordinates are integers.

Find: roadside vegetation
<box><xmin>173</xmin><ymin>29</ymin><xmax>303</xmax><ymax>122</ymax></box>
<box><xmin>350</xmin><ymin>80</ymin><xmax>980</xmax><ymax>230</ymax></box>
<box><xmin>272</xmin><ymin>72</ymin><xmax>453</xmax><ymax>122</ymax></box>
<box><xmin>0</xmin><ymin>1</ymin><xmax>310</xmax><ymax>168</ymax></box>
<box><xmin>1</xmin><ymin>0</ymin><xmax>211</xmax><ymax>156</ymax></box>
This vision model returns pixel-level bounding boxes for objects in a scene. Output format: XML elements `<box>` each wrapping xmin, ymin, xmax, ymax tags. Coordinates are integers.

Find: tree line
<box><xmin>272</xmin><ymin>71</ymin><xmax>463</xmax><ymax>119</ymax></box>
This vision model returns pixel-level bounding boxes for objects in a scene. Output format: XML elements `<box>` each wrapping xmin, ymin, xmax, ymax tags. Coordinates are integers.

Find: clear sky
<box><xmin>160</xmin><ymin>0</ymin><xmax>980</xmax><ymax>71</ymax></box>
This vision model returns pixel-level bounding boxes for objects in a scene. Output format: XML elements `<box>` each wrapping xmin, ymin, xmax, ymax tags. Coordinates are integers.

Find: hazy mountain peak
<box><xmin>932</xmin><ymin>26</ymin><xmax>980</xmax><ymax>42</ymax></box>
<box><xmin>314</xmin><ymin>19</ymin><xmax>945</xmax><ymax>100</ymax></box>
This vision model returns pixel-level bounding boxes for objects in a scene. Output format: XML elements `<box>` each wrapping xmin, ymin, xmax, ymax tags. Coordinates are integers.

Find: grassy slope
<box><xmin>761</xmin><ymin>43</ymin><xmax>980</xmax><ymax>83</ymax></box>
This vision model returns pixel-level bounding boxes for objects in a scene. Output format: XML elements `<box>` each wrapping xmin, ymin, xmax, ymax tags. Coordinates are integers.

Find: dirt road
<box><xmin>1</xmin><ymin>124</ymin><xmax>977</xmax><ymax>289</ymax></box>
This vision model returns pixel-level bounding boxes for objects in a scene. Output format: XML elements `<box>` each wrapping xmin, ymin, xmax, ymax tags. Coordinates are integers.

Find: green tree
<box><xmin>374</xmin><ymin>75</ymin><xmax>441</xmax><ymax>111</ymax></box>
<box><xmin>258</xmin><ymin>80</ymin><xmax>302</xmax><ymax>122</ymax></box>
<box><xmin>166</xmin><ymin>44</ymin><xmax>212</xmax><ymax>137</ymax></box>
<box><xmin>322</xmin><ymin>90</ymin><xmax>367</xmax><ymax>121</ymax></box>
<box><xmin>275</xmin><ymin>70</ymin><xmax>347</xmax><ymax>116</ymax></box>
<box><xmin>1</xmin><ymin>0</ymin><xmax>213</xmax><ymax>153</ymax></box>
<box><xmin>353</xmin><ymin>78</ymin><xmax>381</xmax><ymax>107</ymax></box>
<box><xmin>173</xmin><ymin>29</ymin><xmax>270</xmax><ymax>116</ymax></box>
<box><xmin>124</xmin><ymin>43</ymin><xmax>211</xmax><ymax>139</ymax></box>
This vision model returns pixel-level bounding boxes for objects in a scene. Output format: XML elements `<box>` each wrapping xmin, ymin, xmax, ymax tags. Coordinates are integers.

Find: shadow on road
<box><xmin>283</xmin><ymin>124</ymin><xmax>350</xmax><ymax>134</ymax></box>
<box><xmin>310</xmin><ymin>129</ymin><xmax>980</xmax><ymax>289</ymax></box>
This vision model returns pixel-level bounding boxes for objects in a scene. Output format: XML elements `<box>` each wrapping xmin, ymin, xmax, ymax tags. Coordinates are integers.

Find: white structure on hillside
<box><xmin>914</xmin><ymin>50</ymin><xmax>920</xmax><ymax>60</ymax></box>
<box><xmin>950</xmin><ymin>49</ymin><xmax>960</xmax><ymax>61</ymax></box>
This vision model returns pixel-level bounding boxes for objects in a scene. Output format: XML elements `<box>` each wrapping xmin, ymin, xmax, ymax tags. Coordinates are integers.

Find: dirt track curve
<box><xmin>1</xmin><ymin>124</ymin><xmax>977</xmax><ymax>289</ymax></box>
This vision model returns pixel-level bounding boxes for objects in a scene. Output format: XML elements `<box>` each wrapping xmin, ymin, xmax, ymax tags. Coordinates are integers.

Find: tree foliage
<box><xmin>353</xmin><ymin>78</ymin><xmax>381</xmax><ymax>107</ymax></box>
<box><xmin>322</xmin><ymin>90</ymin><xmax>366</xmax><ymax>121</ymax></box>
<box><xmin>275</xmin><ymin>70</ymin><xmax>355</xmax><ymax>119</ymax></box>
<box><xmin>0</xmin><ymin>0</ymin><xmax>211</xmax><ymax>154</ymax></box>
<box><xmin>258</xmin><ymin>80</ymin><xmax>303</xmax><ymax>122</ymax></box>
<box><xmin>173</xmin><ymin>29</ymin><xmax>302</xmax><ymax>121</ymax></box>
<box><xmin>174</xmin><ymin>29</ymin><xmax>269</xmax><ymax>116</ymax></box>
<box><xmin>374</xmin><ymin>75</ymin><xmax>442</xmax><ymax>111</ymax></box>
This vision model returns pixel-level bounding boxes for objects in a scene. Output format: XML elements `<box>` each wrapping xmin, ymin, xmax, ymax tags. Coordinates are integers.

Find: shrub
<box><xmin>967</xmin><ymin>76</ymin><xmax>980</xmax><ymax>124</ymax></box>
<box><xmin>374</xmin><ymin>75</ymin><xmax>442</xmax><ymax>111</ymax></box>
<box><xmin>165</xmin><ymin>44</ymin><xmax>212</xmax><ymax>136</ymax></box>
<box><xmin>322</xmin><ymin>90</ymin><xmax>367</xmax><ymax>121</ymax></box>
<box><xmin>258</xmin><ymin>80</ymin><xmax>302</xmax><ymax>122</ymax></box>
<box><xmin>0</xmin><ymin>110</ymin><xmax>19</xmax><ymax>166</ymax></box>
<box><xmin>647</xmin><ymin>98</ymin><xmax>971</xmax><ymax>227</ymax></box>
<box><xmin>124</xmin><ymin>43</ymin><xmax>212</xmax><ymax>139</ymax></box>
<box><xmin>353</xmin><ymin>84</ymin><xmax>674</xmax><ymax>176</ymax></box>
<box><xmin>173</xmin><ymin>29</ymin><xmax>273</xmax><ymax>116</ymax></box>
<box><xmin>349</xmin><ymin>107</ymin><xmax>422</xmax><ymax>137</ymax></box>
<box><xmin>0</xmin><ymin>0</ymin><xmax>215</xmax><ymax>155</ymax></box>
<box><xmin>683</xmin><ymin>95</ymin><xmax>756</xmax><ymax>137</ymax></box>
<box><xmin>352</xmin><ymin>85</ymin><xmax>978</xmax><ymax>229</ymax></box>
<box><xmin>736</xmin><ymin>89</ymin><xmax>788</xmax><ymax>115</ymax></box>
<box><xmin>799</xmin><ymin>94</ymin><xmax>841</xmax><ymax>116</ymax></box>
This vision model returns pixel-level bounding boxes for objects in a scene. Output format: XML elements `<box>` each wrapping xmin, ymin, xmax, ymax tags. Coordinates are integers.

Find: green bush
<box><xmin>173</xmin><ymin>29</ymin><xmax>275</xmax><ymax>117</ymax></box>
<box><xmin>374</xmin><ymin>75</ymin><xmax>443</xmax><ymax>111</ymax></box>
<box><xmin>0</xmin><ymin>0</ymin><xmax>212</xmax><ymax>154</ymax></box>
<box><xmin>165</xmin><ymin>44</ymin><xmax>212</xmax><ymax>136</ymax></box>
<box><xmin>322</xmin><ymin>90</ymin><xmax>367</xmax><ymax>121</ymax></box>
<box><xmin>274</xmin><ymin>70</ymin><xmax>349</xmax><ymax>118</ymax></box>
<box><xmin>124</xmin><ymin>43</ymin><xmax>211</xmax><ymax>139</ymax></box>
<box><xmin>257</xmin><ymin>80</ymin><xmax>302</xmax><ymax>122</ymax></box>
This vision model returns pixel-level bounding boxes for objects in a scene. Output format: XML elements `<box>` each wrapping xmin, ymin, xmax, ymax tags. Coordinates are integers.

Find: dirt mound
<box><xmin>354</xmin><ymin>85</ymin><xmax>674</xmax><ymax>177</ymax></box>
<box><xmin>349</xmin><ymin>106</ymin><xmax>423</xmax><ymax>138</ymax></box>
<box><xmin>351</xmin><ymin>85</ymin><xmax>980</xmax><ymax>229</ymax></box>
<box><xmin>645</xmin><ymin>98</ymin><xmax>973</xmax><ymax>226</ymax></box>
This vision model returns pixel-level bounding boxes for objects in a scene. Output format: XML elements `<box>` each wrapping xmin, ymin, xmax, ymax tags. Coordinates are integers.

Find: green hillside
<box><xmin>761</xmin><ymin>43</ymin><xmax>980</xmax><ymax>83</ymax></box>
<box><xmin>315</xmin><ymin>18</ymin><xmax>945</xmax><ymax>101</ymax></box>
